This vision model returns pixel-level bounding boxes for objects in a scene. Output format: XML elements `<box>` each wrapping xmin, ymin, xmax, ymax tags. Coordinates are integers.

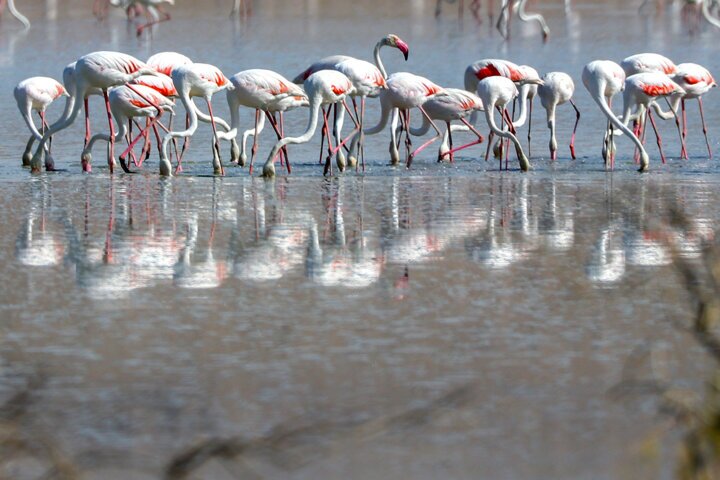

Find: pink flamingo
<box><xmin>293</xmin><ymin>34</ymin><xmax>409</xmax><ymax>171</ymax></box>
<box><xmin>364</xmin><ymin>72</ymin><xmax>444</xmax><ymax>167</ymax></box>
<box><xmin>222</xmin><ymin>69</ymin><xmax>308</xmax><ymax>173</ymax></box>
<box><xmin>146</xmin><ymin>51</ymin><xmax>192</xmax><ymax>76</ymax></box>
<box><xmin>262</xmin><ymin>70</ymin><xmax>357</xmax><ymax>178</ymax></box>
<box><xmin>80</xmin><ymin>84</ymin><xmax>174</xmax><ymax>172</ymax></box>
<box><xmin>581</xmin><ymin>60</ymin><xmax>645</xmax><ymax>170</ymax></box>
<box><xmin>0</xmin><ymin>0</ymin><xmax>29</xmax><ymax>27</ymax></box>
<box><xmin>475</xmin><ymin>76</ymin><xmax>539</xmax><ymax>171</ymax></box>
<box><xmin>129</xmin><ymin>72</ymin><xmax>178</xmax><ymax>164</ymax></box>
<box><xmin>620</xmin><ymin>72</ymin><xmax>685</xmax><ymax>167</ymax></box>
<box><xmin>408</xmin><ymin>88</ymin><xmax>485</xmax><ymax>162</ymax></box>
<box><xmin>621</xmin><ymin>53</ymin><xmax>677</xmax><ymax>76</ymax></box>
<box><xmin>14</xmin><ymin>77</ymin><xmax>69</xmax><ymax>169</ymax></box>
<box><xmin>29</xmin><ymin>51</ymin><xmax>159</xmax><ymax>173</ymax></box>
<box><xmin>537</xmin><ymin>72</ymin><xmax>580</xmax><ymax>160</ymax></box>
<box><xmin>671</xmin><ymin>63</ymin><xmax>716</xmax><ymax>158</ymax></box>
<box><xmin>159</xmin><ymin>63</ymin><xmax>233</xmax><ymax>176</ymax></box>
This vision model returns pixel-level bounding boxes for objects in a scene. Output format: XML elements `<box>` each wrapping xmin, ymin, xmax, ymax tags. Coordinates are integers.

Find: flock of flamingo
<box><xmin>12</xmin><ymin>33</ymin><xmax>716</xmax><ymax>178</ymax></box>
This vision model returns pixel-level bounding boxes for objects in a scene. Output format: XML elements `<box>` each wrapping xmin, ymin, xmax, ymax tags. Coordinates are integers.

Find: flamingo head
<box><xmin>384</xmin><ymin>34</ymin><xmax>409</xmax><ymax>61</ymax></box>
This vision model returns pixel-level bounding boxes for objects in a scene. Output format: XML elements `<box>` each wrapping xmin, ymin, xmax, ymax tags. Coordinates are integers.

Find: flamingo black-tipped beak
<box><xmin>397</xmin><ymin>40</ymin><xmax>410</xmax><ymax>61</ymax></box>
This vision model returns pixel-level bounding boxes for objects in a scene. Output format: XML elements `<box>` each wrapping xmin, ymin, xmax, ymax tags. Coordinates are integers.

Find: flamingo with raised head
<box><xmin>475</xmin><ymin>76</ymin><xmax>538</xmax><ymax>171</ymax></box>
<box><xmin>293</xmin><ymin>34</ymin><xmax>409</xmax><ymax>171</ymax></box>
<box><xmin>365</xmin><ymin>72</ymin><xmax>444</xmax><ymax>167</ymax></box>
<box><xmin>408</xmin><ymin>88</ymin><xmax>485</xmax><ymax>162</ymax></box>
<box><xmin>537</xmin><ymin>72</ymin><xmax>580</xmax><ymax>160</ymax></box>
<box><xmin>14</xmin><ymin>77</ymin><xmax>69</xmax><ymax>169</ymax></box>
<box><xmin>262</xmin><ymin>70</ymin><xmax>357</xmax><ymax>178</ymax></box>
<box><xmin>159</xmin><ymin>63</ymin><xmax>233</xmax><ymax>176</ymax></box>
<box><xmin>582</xmin><ymin>60</ymin><xmax>646</xmax><ymax>170</ymax></box>
<box><xmin>29</xmin><ymin>51</ymin><xmax>159</xmax><ymax>173</ymax></box>
<box><xmin>80</xmin><ymin>84</ymin><xmax>174</xmax><ymax>172</ymax></box>
<box><xmin>221</xmin><ymin>69</ymin><xmax>308</xmax><ymax>173</ymax></box>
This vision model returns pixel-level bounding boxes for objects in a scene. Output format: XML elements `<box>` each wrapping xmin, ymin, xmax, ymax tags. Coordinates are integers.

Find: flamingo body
<box><xmin>621</xmin><ymin>53</ymin><xmax>677</xmax><ymax>76</ymax></box>
<box><xmin>146</xmin><ymin>51</ymin><xmax>192</xmax><ymax>76</ymax></box>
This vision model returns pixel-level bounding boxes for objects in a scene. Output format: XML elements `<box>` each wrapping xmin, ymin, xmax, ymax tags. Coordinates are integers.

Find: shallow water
<box><xmin>2</xmin><ymin>1</ymin><xmax>720</xmax><ymax>479</ymax></box>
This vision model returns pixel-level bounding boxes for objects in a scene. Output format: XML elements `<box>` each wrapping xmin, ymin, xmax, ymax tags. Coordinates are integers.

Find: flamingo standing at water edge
<box><xmin>670</xmin><ymin>63</ymin><xmax>716</xmax><ymax>158</ymax></box>
<box><xmin>14</xmin><ymin>77</ymin><xmax>69</xmax><ymax>168</ymax></box>
<box><xmin>262</xmin><ymin>70</ymin><xmax>357</xmax><ymax>178</ymax></box>
<box><xmin>621</xmin><ymin>72</ymin><xmax>685</xmax><ymax>166</ymax></box>
<box><xmin>221</xmin><ymin>69</ymin><xmax>308</xmax><ymax>173</ymax></box>
<box><xmin>364</xmin><ymin>72</ymin><xmax>444</xmax><ymax>167</ymax></box>
<box><xmin>159</xmin><ymin>63</ymin><xmax>233</xmax><ymax>176</ymax></box>
<box><xmin>293</xmin><ymin>34</ymin><xmax>409</xmax><ymax>171</ymax></box>
<box><xmin>537</xmin><ymin>72</ymin><xmax>580</xmax><ymax>160</ymax></box>
<box><xmin>29</xmin><ymin>51</ymin><xmax>159</xmax><ymax>173</ymax></box>
<box><xmin>581</xmin><ymin>60</ymin><xmax>647</xmax><ymax>170</ymax></box>
<box><xmin>475</xmin><ymin>76</ymin><xmax>538</xmax><ymax>171</ymax></box>
<box><xmin>408</xmin><ymin>88</ymin><xmax>485</xmax><ymax>162</ymax></box>
<box><xmin>107</xmin><ymin>0</ymin><xmax>174</xmax><ymax>36</ymax></box>
<box><xmin>81</xmin><ymin>84</ymin><xmax>174</xmax><ymax>171</ymax></box>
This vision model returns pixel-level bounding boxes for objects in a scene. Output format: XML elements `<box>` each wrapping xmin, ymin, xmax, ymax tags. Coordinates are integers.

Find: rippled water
<box><xmin>2</xmin><ymin>1</ymin><xmax>720</xmax><ymax>478</ymax></box>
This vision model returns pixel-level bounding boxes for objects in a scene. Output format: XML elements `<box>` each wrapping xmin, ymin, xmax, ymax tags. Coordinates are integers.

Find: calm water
<box><xmin>2</xmin><ymin>1</ymin><xmax>720</xmax><ymax>478</ymax></box>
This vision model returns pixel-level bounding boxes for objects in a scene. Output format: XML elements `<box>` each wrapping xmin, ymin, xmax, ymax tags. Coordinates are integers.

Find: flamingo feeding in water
<box><xmin>670</xmin><ymin>63</ymin><xmax>716</xmax><ymax>158</ymax></box>
<box><xmin>408</xmin><ymin>88</ymin><xmax>485</xmax><ymax>162</ymax></box>
<box><xmin>14</xmin><ymin>77</ymin><xmax>69</xmax><ymax>168</ymax></box>
<box><xmin>475</xmin><ymin>75</ymin><xmax>539</xmax><ymax>171</ymax></box>
<box><xmin>582</xmin><ymin>59</ymin><xmax>646</xmax><ymax>170</ymax></box>
<box><xmin>159</xmin><ymin>63</ymin><xmax>233</xmax><ymax>176</ymax></box>
<box><xmin>80</xmin><ymin>84</ymin><xmax>174</xmax><ymax>172</ymax></box>
<box><xmin>537</xmin><ymin>72</ymin><xmax>580</xmax><ymax>160</ymax></box>
<box><xmin>293</xmin><ymin>34</ymin><xmax>409</xmax><ymax>171</ymax></box>
<box><xmin>620</xmin><ymin>72</ymin><xmax>685</xmax><ymax>166</ymax></box>
<box><xmin>621</xmin><ymin>53</ymin><xmax>677</xmax><ymax>76</ymax></box>
<box><xmin>262</xmin><ymin>70</ymin><xmax>357</xmax><ymax>178</ymax></box>
<box><xmin>222</xmin><ymin>69</ymin><xmax>308</xmax><ymax>174</ymax></box>
<box><xmin>29</xmin><ymin>51</ymin><xmax>159</xmax><ymax>173</ymax></box>
<box><xmin>365</xmin><ymin>72</ymin><xmax>444</xmax><ymax>167</ymax></box>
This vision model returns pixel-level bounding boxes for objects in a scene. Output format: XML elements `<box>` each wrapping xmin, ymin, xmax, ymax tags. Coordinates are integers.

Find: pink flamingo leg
<box><xmin>407</xmin><ymin>106</ymin><xmax>443</xmax><ymax>168</ymax></box>
<box><xmin>205</xmin><ymin>98</ymin><xmax>224</xmax><ymax>176</ymax></box>
<box><xmin>279</xmin><ymin>112</ymin><xmax>290</xmax><ymax>172</ymax></box>
<box><xmin>249</xmin><ymin>108</ymin><xmax>260</xmax><ymax>174</ymax></box>
<box><xmin>141</xmin><ymin>118</ymin><xmax>152</xmax><ymax>161</ymax></box>
<box><xmin>527</xmin><ymin>98</ymin><xmax>533</xmax><ymax>157</ymax></box>
<box><xmin>179</xmin><ymin>113</ymin><xmax>190</xmax><ymax>162</ymax></box>
<box><xmin>318</xmin><ymin>106</ymin><xmax>328</xmax><ymax>165</ymax></box>
<box><xmin>103</xmin><ymin>89</ymin><xmax>116</xmax><ymax>174</ymax></box>
<box><xmin>322</xmin><ymin>106</ymin><xmax>334</xmax><ymax>176</ymax></box>
<box><xmin>698</xmin><ymin>97</ymin><xmax>712</xmax><ymax>159</ymax></box>
<box><xmin>84</xmin><ymin>97</ymin><xmax>91</xmax><ymax>147</ymax></box>
<box><xmin>136</xmin><ymin>9</ymin><xmax>171</xmax><ymax>37</ymax></box>
<box><xmin>266</xmin><ymin>112</ymin><xmax>291</xmax><ymax>174</ymax></box>
<box><xmin>569</xmin><ymin>99</ymin><xmax>580</xmax><ymax>160</ymax></box>
<box><xmin>646</xmin><ymin>108</ymin><xmax>666</xmax><ymax>164</ymax></box>
<box><xmin>485</xmin><ymin>130</ymin><xmax>495</xmax><ymax>162</ymax></box>
<box><xmin>445</xmin><ymin>117</ymin><xmax>486</xmax><ymax>157</ymax></box>
<box><xmin>360</xmin><ymin>97</ymin><xmax>366</xmax><ymax>172</ymax></box>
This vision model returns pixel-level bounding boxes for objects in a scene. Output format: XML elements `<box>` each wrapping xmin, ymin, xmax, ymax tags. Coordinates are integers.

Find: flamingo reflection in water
<box><xmin>15</xmin><ymin>179</ymin><xmax>64</xmax><ymax>268</ymax></box>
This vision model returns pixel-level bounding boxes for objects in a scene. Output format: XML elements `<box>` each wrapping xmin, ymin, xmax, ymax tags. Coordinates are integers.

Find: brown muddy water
<box><xmin>1</xmin><ymin>1</ymin><xmax>720</xmax><ymax>478</ymax></box>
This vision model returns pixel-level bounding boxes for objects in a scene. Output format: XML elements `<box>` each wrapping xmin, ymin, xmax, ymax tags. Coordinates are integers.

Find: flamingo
<box><xmin>128</xmin><ymin>72</ymin><xmax>178</xmax><ymax>164</ymax></box>
<box><xmin>581</xmin><ymin>60</ymin><xmax>648</xmax><ymax>170</ymax></box>
<box><xmin>159</xmin><ymin>63</ymin><xmax>233</xmax><ymax>176</ymax></box>
<box><xmin>80</xmin><ymin>84</ymin><xmax>174</xmax><ymax>172</ymax></box>
<box><xmin>620</xmin><ymin>72</ymin><xmax>685</xmax><ymax>166</ymax></box>
<box><xmin>670</xmin><ymin>63</ymin><xmax>716</xmax><ymax>158</ymax></box>
<box><xmin>364</xmin><ymin>72</ymin><xmax>444</xmax><ymax>167</ymax></box>
<box><xmin>146</xmin><ymin>51</ymin><xmax>192</xmax><ymax>161</ymax></box>
<box><xmin>475</xmin><ymin>76</ymin><xmax>538</xmax><ymax>171</ymax></box>
<box><xmin>221</xmin><ymin>69</ymin><xmax>308</xmax><ymax>173</ymax></box>
<box><xmin>146</xmin><ymin>51</ymin><xmax>192</xmax><ymax>76</ymax></box>
<box><xmin>107</xmin><ymin>0</ymin><xmax>174</xmax><ymax>36</ymax></box>
<box><xmin>293</xmin><ymin>34</ymin><xmax>409</xmax><ymax>171</ymax></box>
<box><xmin>0</xmin><ymin>0</ymin><xmax>29</xmax><ymax>28</ymax></box>
<box><xmin>408</xmin><ymin>88</ymin><xmax>485</xmax><ymax>162</ymax></box>
<box><xmin>497</xmin><ymin>0</ymin><xmax>549</xmax><ymax>41</ymax></box>
<box><xmin>537</xmin><ymin>72</ymin><xmax>580</xmax><ymax>160</ymax></box>
<box><xmin>29</xmin><ymin>51</ymin><xmax>159</xmax><ymax>173</ymax></box>
<box><xmin>621</xmin><ymin>53</ymin><xmax>677</xmax><ymax>76</ymax></box>
<box><xmin>14</xmin><ymin>77</ymin><xmax>69</xmax><ymax>169</ymax></box>
<box><xmin>262</xmin><ymin>70</ymin><xmax>357</xmax><ymax>178</ymax></box>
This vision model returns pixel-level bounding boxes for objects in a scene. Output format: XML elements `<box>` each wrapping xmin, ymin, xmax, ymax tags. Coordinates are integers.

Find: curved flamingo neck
<box><xmin>265</xmin><ymin>98</ymin><xmax>321</xmax><ymax>166</ymax></box>
<box><xmin>374</xmin><ymin>41</ymin><xmax>389</xmax><ymax>80</ymax></box>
